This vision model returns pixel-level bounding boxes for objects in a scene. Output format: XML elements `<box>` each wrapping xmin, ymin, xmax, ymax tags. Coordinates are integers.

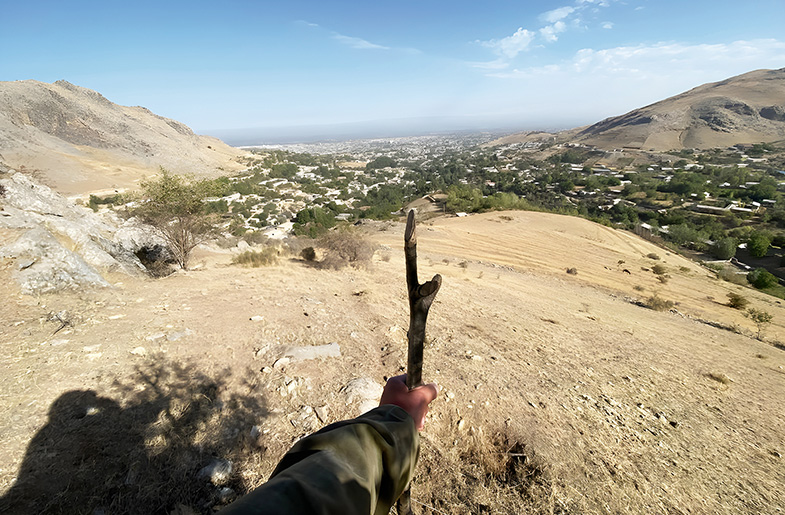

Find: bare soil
<box><xmin>1</xmin><ymin>211</ymin><xmax>784</xmax><ymax>514</ymax></box>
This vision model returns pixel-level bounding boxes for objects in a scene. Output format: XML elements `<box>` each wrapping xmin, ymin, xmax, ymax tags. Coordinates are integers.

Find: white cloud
<box><xmin>479</xmin><ymin>27</ymin><xmax>535</xmax><ymax>59</ymax></box>
<box><xmin>541</xmin><ymin>6</ymin><xmax>575</xmax><ymax>23</ymax></box>
<box><xmin>540</xmin><ymin>21</ymin><xmax>567</xmax><ymax>42</ymax></box>
<box><xmin>332</xmin><ymin>33</ymin><xmax>389</xmax><ymax>50</ymax></box>
<box><xmin>469</xmin><ymin>59</ymin><xmax>510</xmax><ymax>70</ymax></box>
<box><xmin>602</xmin><ymin>22</ymin><xmax>614</xmax><ymax>29</ymax></box>
<box><xmin>571</xmin><ymin>39</ymin><xmax>785</xmax><ymax>75</ymax></box>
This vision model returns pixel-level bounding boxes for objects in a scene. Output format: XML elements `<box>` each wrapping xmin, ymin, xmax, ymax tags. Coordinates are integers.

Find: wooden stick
<box><xmin>397</xmin><ymin>209</ymin><xmax>442</xmax><ymax>515</ymax></box>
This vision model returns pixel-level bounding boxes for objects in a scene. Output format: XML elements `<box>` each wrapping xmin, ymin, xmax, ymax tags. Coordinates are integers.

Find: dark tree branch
<box><xmin>398</xmin><ymin>209</ymin><xmax>442</xmax><ymax>515</ymax></box>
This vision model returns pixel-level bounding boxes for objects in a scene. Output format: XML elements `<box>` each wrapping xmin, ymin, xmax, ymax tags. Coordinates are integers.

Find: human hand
<box><xmin>379</xmin><ymin>374</ymin><xmax>439</xmax><ymax>430</ymax></box>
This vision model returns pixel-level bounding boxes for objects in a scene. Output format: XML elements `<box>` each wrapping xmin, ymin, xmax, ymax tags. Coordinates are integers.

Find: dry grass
<box><xmin>231</xmin><ymin>247</ymin><xmax>279</xmax><ymax>267</ymax></box>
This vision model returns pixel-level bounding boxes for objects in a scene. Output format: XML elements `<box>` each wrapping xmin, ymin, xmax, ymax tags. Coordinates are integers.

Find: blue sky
<box><xmin>2</xmin><ymin>0</ymin><xmax>785</xmax><ymax>140</ymax></box>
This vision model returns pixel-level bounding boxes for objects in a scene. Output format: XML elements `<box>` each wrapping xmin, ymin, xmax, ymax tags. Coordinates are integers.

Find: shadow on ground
<box><xmin>1</xmin><ymin>358</ymin><xmax>268</xmax><ymax>515</ymax></box>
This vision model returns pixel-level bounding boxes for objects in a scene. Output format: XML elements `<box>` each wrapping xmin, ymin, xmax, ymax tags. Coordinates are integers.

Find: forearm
<box><xmin>220</xmin><ymin>405</ymin><xmax>419</xmax><ymax>515</ymax></box>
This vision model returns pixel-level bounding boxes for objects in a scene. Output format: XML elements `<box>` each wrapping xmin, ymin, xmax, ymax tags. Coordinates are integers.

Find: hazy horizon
<box><xmin>203</xmin><ymin>115</ymin><xmax>572</xmax><ymax>146</ymax></box>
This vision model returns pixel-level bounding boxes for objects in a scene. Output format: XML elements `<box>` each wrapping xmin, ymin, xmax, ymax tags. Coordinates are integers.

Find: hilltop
<box><xmin>0</xmin><ymin>80</ymin><xmax>246</xmax><ymax>195</ymax></box>
<box><xmin>0</xmin><ymin>207</ymin><xmax>783</xmax><ymax>513</ymax></box>
<box><xmin>495</xmin><ymin>68</ymin><xmax>785</xmax><ymax>151</ymax></box>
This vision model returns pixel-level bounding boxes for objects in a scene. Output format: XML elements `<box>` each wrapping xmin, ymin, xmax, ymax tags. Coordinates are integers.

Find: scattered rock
<box><xmin>130</xmin><ymin>346</ymin><xmax>147</xmax><ymax>357</ymax></box>
<box><xmin>457</xmin><ymin>419</ymin><xmax>466</xmax><ymax>431</ymax></box>
<box><xmin>166</xmin><ymin>328</ymin><xmax>193</xmax><ymax>341</ymax></box>
<box><xmin>342</xmin><ymin>377</ymin><xmax>383</xmax><ymax>415</ymax></box>
<box><xmin>280</xmin><ymin>342</ymin><xmax>340</xmax><ymax>363</ymax></box>
<box><xmin>197</xmin><ymin>459</ymin><xmax>233</xmax><ymax>486</ymax></box>
<box><xmin>249</xmin><ymin>315</ymin><xmax>264</xmax><ymax>322</ymax></box>
<box><xmin>314</xmin><ymin>405</ymin><xmax>329</xmax><ymax>423</ymax></box>
<box><xmin>273</xmin><ymin>357</ymin><xmax>291</xmax><ymax>370</ymax></box>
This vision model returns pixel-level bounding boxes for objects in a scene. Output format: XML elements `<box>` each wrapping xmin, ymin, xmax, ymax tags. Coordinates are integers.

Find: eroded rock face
<box><xmin>0</xmin><ymin>172</ymin><xmax>160</xmax><ymax>294</ymax></box>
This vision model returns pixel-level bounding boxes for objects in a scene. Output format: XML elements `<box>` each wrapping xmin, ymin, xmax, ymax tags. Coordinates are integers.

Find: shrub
<box><xmin>301</xmin><ymin>247</ymin><xmax>317</xmax><ymax>262</ymax></box>
<box><xmin>747</xmin><ymin>268</ymin><xmax>778</xmax><ymax>289</ymax></box>
<box><xmin>718</xmin><ymin>267</ymin><xmax>747</xmax><ymax>285</ymax></box>
<box><xmin>647</xmin><ymin>294</ymin><xmax>674</xmax><ymax>311</ymax></box>
<box><xmin>232</xmin><ymin>247</ymin><xmax>279</xmax><ymax>267</ymax></box>
<box><xmin>711</xmin><ymin>237</ymin><xmax>738</xmax><ymax>260</ymax></box>
<box><xmin>727</xmin><ymin>292</ymin><xmax>749</xmax><ymax>309</ymax></box>
<box><xmin>748</xmin><ymin>231</ymin><xmax>772</xmax><ymax>258</ymax></box>
<box><xmin>633</xmin><ymin>285</ymin><xmax>645</xmax><ymax>292</ymax></box>
<box><xmin>647</xmin><ymin>253</ymin><xmax>660</xmax><ymax>260</ymax></box>
<box><xmin>651</xmin><ymin>264</ymin><xmax>667</xmax><ymax>275</ymax></box>
<box><xmin>566</xmin><ymin>268</ymin><xmax>578</xmax><ymax>275</ymax></box>
<box><xmin>242</xmin><ymin>231</ymin><xmax>269</xmax><ymax>245</ymax></box>
<box><xmin>318</xmin><ymin>228</ymin><xmax>375</xmax><ymax>269</ymax></box>
<box><xmin>746</xmin><ymin>308</ymin><xmax>774</xmax><ymax>339</ymax></box>
<box><xmin>657</xmin><ymin>275</ymin><xmax>669</xmax><ymax>284</ymax></box>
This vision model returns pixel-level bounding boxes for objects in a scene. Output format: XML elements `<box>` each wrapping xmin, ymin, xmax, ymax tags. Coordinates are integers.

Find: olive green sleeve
<box><xmin>219</xmin><ymin>405</ymin><xmax>419</xmax><ymax>515</ymax></box>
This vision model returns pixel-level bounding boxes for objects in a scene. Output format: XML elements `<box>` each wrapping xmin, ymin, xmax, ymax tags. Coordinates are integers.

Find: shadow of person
<box><xmin>1</xmin><ymin>359</ymin><xmax>267</xmax><ymax>515</ymax></box>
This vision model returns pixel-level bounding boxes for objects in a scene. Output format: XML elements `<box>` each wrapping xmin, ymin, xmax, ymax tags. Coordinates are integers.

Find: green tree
<box><xmin>134</xmin><ymin>169</ymin><xmax>219</xmax><ymax>270</ymax></box>
<box><xmin>365</xmin><ymin>156</ymin><xmax>397</xmax><ymax>170</ymax></box>
<box><xmin>747</xmin><ymin>267</ymin><xmax>778</xmax><ymax>289</ymax></box>
<box><xmin>293</xmin><ymin>207</ymin><xmax>337</xmax><ymax>238</ymax></box>
<box><xmin>711</xmin><ymin>237</ymin><xmax>738</xmax><ymax>260</ymax></box>
<box><xmin>748</xmin><ymin>231</ymin><xmax>772</xmax><ymax>258</ymax></box>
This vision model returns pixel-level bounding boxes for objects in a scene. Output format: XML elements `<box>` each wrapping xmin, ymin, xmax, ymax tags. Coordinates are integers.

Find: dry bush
<box><xmin>633</xmin><ymin>284</ymin><xmax>645</xmax><ymax>292</ymax></box>
<box><xmin>647</xmin><ymin>294</ymin><xmax>674</xmax><ymax>311</ymax></box>
<box><xmin>242</xmin><ymin>231</ymin><xmax>269</xmax><ymax>246</ymax></box>
<box><xmin>651</xmin><ymin>264</ymin><xmax>667</xmax><ymax>275</ymax></box>
<box><xmin>318</xmin><ymin>228</ymin><xmax>376</xmax><ymax>269</ymax></box>
<box><xmin>717</xmin><ymin>266</ymin><xmax>747</xmax><ymax>285</ymax></box>
<box><xmin>300</xmin><ymin>246</ymin><xmax>317</xmax><ymax>262</ymax></box>
<box><xmin>566</xmin><ymin>267</ymin><xmax>578</xmax><ymax>275</ymax></box>
<box><xmin>657</xmin><ymin>275</ymin><xmax>669</xmax><ymax>284</ymax></box>
<box><xmin>647</xmin><ymin>253</ymin><xmax>660</xmax><ymax>260</ymax></box>
<box><xmin>414</xmin><ymin>415</ymin><xmax>557</xmax><ymax>514</ymax></box>
<box><xmin>215</xmin><ymin>235</ymin><xmax>240</xmax><ymax>249</ymax></box>
<box><xmin>727</xmin><ymin>292</ymin><xmax>749</xmax><ymax>309</ymax></box>
<box><xmin>232</xmin><ymin>247</ymin><xmax>279</xmax><ymax>267</ymax></box>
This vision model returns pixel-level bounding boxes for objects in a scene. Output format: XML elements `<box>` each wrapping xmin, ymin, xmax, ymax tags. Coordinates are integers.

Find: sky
<box><xmin>2</xmin><ymin>0</ymin><xmax>785</xmax><ymax>142</ymax></box>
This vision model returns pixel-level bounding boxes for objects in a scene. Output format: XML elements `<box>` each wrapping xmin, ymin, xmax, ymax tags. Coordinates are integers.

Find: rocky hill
<box><xmin>0</xmin><ymin>80</ymin><xmax>246</xmax><ymax>195</ymax></box>
<box><xmin>494</xmin><ymin>68</ymin><xmax>785</xmax><ymax>151</ymax></box>
<box><xmin>574</xmin><ymin>68</ymin><xmax>785</xmax><ymax>150</ymax></box>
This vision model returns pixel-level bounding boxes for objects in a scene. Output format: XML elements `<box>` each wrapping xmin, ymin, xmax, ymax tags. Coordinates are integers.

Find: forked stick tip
<box><xmin>405</xmin><ymin>210</ymin><xmax>416</xmax><ymax>242</ymax></box>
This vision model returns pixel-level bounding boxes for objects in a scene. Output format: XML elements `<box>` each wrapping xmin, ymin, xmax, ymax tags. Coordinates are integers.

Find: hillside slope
<box><xmin>0</xmin><ymin>80</ymin><xmax>245</xmax><ymax>195</ymax></box>
<box><xmin>1</xmin><ymin>211</ymin><xmax>783</xmax><ymax>513</ymax></box>
<box><xmin>575</xmin><ymin>68</ymin><xmax>785</xmax><ymax>151</ymax></box>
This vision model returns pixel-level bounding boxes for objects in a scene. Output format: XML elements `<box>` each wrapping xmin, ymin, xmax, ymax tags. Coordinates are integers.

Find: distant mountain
<box><xmin>572</xmin><ymin>68</ymin><xmax>785</xmax><ymax>151</ymax></box>
<box><xmin>0</xmin><ymin>80</ymin><xmax>245</xmax><ymax>195</ymax></box>
<box><xmin>491</xmin><ymin>69</ymin><xmax>785</xmax><ymax>152</ymax></box>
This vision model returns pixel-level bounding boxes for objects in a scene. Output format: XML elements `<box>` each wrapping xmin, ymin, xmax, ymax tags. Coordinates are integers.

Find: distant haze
<box><xmin>204</xmin><ymin>116</ymin><xmax>570</xmax><ymax>146</ymax></box>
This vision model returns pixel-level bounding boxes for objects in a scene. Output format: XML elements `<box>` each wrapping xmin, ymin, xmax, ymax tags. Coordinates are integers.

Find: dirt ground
<box><xmin>1</xmin><ymin>211</ymin><xmax>784</xmax><ymax>514</ymax></box>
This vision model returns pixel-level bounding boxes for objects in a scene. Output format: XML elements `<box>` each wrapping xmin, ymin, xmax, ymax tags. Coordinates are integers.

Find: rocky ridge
<box><xmin>0</xmin><ymin>80</ymin><xmax>246</xmax><ymax>195</ymax></box>
<box><xmin>0</xmin><ymin>171</ymin><xmax>162</xmax><ymax>294</ymax></box>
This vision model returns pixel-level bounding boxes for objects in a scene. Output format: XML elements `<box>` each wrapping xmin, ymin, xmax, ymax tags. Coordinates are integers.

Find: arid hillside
<box><xmin>1</xmin><ymin>210</ymin><xmax>783</xmax><ymax>514</ymax></box>
<box><xmin>494</xmin><ymin>68</ymin><xmax>785</xmax><ymax>151</ymax></box>
<box><xmin>0</xmin><ymin>80</ymin><xmax>246</xmax><ymax>195</ymax></box>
